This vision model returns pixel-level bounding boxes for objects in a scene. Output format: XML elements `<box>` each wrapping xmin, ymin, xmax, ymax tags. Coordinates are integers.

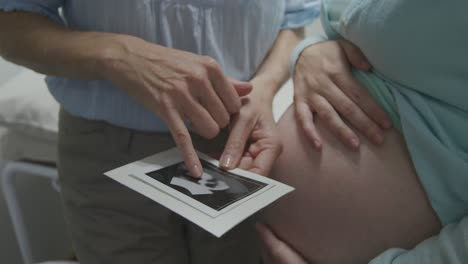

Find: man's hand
<box><xmin>257</xmin><ymin>224</ymin><xmax>308</xmax><ymax>264</ymax></box>
<box><xmin>294</xmin><ymin>39</ymin><xmax>391</xmax><ymax>150</ymax></box>
<box><xmin>220</xmin><ymin>81</ymin><xmax>281</xmax><ymax>176</ymax></box>
<box><xmin>104</xmin><ymin>36</ymin><xmax>252</xmax><ymax>177</ymax></box>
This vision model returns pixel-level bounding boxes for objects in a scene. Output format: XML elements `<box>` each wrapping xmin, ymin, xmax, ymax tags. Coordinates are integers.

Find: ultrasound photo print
<box><xmin>146</xmin><ymin>160</ymin><xmax>267</xmax><ymax>211</ymax></box>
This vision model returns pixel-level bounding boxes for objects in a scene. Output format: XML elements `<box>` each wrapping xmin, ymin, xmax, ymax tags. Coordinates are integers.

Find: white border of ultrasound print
<box><xmin>105</xmin><ymin>148</ymin><xmax>294</xmax><ymax>238</ymax></box>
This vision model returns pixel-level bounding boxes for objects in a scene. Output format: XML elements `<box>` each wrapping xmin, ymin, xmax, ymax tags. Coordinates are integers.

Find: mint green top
<box><xmin>292</xmin><ymin>0</ymin><xmax>468</xmax><ymax>263</ymax></box>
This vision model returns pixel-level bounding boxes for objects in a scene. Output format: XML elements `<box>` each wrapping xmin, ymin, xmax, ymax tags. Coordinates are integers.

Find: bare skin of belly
<box><xmin>263</xmin><ymin>107</ymin><xmax>442</xmax><ymax>264</ymax></box>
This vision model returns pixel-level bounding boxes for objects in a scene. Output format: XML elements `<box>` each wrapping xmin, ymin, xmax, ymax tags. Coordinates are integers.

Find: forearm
<box><xmin>0</xmin><ymin>11</ymin><xmax>133</xmax><ymax>80</ymax></box>
<box><xmin>251</xmin><ymin>28</ymin><xmax>305</xmax><ymax>104</ymax></box>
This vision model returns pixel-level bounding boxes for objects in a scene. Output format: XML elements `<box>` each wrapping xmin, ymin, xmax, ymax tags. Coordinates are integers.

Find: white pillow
<box><xmin>0</xmin><ymin>69</ymin><xmax>59</xmax><ymax>141</ymax></box>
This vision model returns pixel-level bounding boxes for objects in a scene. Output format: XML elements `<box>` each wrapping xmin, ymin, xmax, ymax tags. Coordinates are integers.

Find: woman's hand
<box><xmin>103</xmin><ymin>36</ymin><xmax>252</xmax><ymax>177</ymax></box>
<box><xmin>257</xmin><ymin>224</ymin><xmax>309</xmax><ymax>264</ymax></box>
<box><xmin>294</xmin><ymin>39</ymin><xmax>392</xmax><ymax>150</ymax></box>
<box><xmin>220</xmin><ymin>80</ymin><xmax>282</xmax><ymax>176</ymax></box>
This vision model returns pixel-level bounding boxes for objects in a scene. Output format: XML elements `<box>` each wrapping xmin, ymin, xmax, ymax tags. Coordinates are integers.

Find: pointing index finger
<box><xmin>164</xmin><ymin>108</ymin><xmax>203</xmax><ymax>178</ymax></box>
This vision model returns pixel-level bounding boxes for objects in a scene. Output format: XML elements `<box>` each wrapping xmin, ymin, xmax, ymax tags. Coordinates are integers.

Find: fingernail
<box><xmin>192</xmin><ymin>165</ymin><xmax>203</xmax><ymax>178</ymax></box>
<box><xmin>351</xmin><ymin>138</ymin><xmax>360</xmax><ymax>148</ymax></box>
<box><xmin>374</xmin><ymin>133</ymin><xmax>384</xmax><ymax>144</ymax></box>
<box><xmin>314</xmin><ymin>140</ymin><xmax>322</xmax><ymax>149</ymax></box>
<box><xmin>220</xmin><ymin>154</ymin><xmax>233</xmax><ymax>168</ymax></box>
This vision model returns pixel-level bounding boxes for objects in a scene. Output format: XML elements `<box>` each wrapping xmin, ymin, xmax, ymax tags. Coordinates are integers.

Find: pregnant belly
<box><xmin>263</xmin><ymin>107</ymin><xmax>441</xmax><ymax>264</ymax></box>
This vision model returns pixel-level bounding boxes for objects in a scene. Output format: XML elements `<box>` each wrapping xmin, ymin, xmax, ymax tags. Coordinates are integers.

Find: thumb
<box><xmin>338</xmin><ymin>39</ymin><xmax>372</xmax><ymax>72</ymax></box>
<box><xmin>230</xmin><ymin>78</ymin><xmax>253</xmax><ymax>96</ymax></box>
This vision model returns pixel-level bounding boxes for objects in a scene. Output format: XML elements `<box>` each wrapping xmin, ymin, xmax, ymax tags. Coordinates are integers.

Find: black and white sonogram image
<box><xmin>146</xmin><ymin>160</ymin><xmax>267</xmax><ymax>211</ymax></box>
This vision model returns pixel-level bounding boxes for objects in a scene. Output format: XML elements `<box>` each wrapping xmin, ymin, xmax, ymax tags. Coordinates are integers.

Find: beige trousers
<box><xmin>57</xmin><ymin>109</ymin><xmax>260</xmax><ymax>264</ymax></box>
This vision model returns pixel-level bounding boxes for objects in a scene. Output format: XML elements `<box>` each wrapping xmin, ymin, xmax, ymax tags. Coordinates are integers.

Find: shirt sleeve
<box><xmin>0</xmin><ymin>0</ymin><xmax>64</xmax><ymax>25</ymax></box>
<box><xmin>289</xmin><ymin>0</ymin><xmax>344</xmax><ymax>74</ymax></box>
<box><xmin>370</xmin><ymin>216</ymin><xmax>468</xmax><ymax>264</ymax></box>
<box><xmin>281</xmin><ymin>0</ymin><xmax>321</xmax><ymax>29</ymax></box>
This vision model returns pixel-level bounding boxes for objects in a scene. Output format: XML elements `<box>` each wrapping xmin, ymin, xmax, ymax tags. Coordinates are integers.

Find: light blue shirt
<box><xmin>293</xmin><ymin>0</ymin><xmax>468</xmax><ymax>263</ymax></box>
<box><xmin>0</xmin><ymin>0</ymin><xmax>320</xmax><ymax>132</ymax></box>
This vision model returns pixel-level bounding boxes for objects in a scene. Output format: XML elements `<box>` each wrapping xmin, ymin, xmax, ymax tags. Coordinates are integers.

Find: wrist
<box><xmin>291</xmin><ymin>34</ymin><xmax>329</xmax><ymax>75</ymax></box>
<box><xmin>249</xmin><ymin>77</ymin><xmax>281</xmax><ymax>104</ymax></box>
<box><xmin>95</xmin><ymin>33</ymin><xmax>145</xmax><ymax>80</ymax></box>
<box><xmin>251</xmin><ymin>72</ymin><xmax>285</xmax><ymax>89</ymax></box>
<box><xmin>249</xmin><ymin>85</ymin><xmax>275</xmax><ymax>107</ymax></box>
<box><xmin>248</xmin><ymin>80</ymin><xmax>279</xmax><ymax>121</ymax></box>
